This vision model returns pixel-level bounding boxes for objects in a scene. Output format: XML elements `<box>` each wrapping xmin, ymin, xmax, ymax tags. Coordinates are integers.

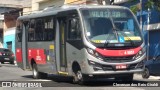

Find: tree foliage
<box><xmin>130</xmin><ymin>5</ymin><xmax>139</xmax><ymax>14</ymax></box>
<box><xmin>97</xmin><ymin>0</ymin><xmax>160</xmax><ymax>11</ymax></box>
<box><xmin>146</xmin><ymin>0</ymin><xmax>160</xmax><ymax>11</ymax></box>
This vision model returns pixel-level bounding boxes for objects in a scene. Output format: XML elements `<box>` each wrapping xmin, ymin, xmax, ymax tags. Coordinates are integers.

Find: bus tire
<box><xmin>115</xmin><ymin>74</ymin><xmax>133</xmax><ymax>81</ymax></box>
<box><xmin>32</xmin><ymin>63</ymin><xmax>48</xmax><ymax>79</ymax></box>
<box><xmin>73</xmin><ymin>70</ymin><xmax>87</xmax><ymax>85</ymax></box>
<box><xmin>32</xmin><ymin>63</ymin><xmax>41</xmax><ymax>79</ymax></box>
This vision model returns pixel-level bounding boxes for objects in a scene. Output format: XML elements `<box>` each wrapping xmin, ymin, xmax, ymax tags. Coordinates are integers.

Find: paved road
<box><xmin>0</xmin><ymin>64</ymin><xmax>160</xmax><ymax>90</ymax></box>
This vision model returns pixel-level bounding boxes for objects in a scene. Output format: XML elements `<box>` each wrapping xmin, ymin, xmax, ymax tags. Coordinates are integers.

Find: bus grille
<box><xmin>104</xmin><ymin>56</ymin><xmax>134</xmax><ymax>63</ymax></box>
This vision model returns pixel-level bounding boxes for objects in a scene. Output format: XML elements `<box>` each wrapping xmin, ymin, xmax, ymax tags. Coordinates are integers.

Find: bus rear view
<box><xmin>77</xmin><ymin>6</ymin><xmax>146</xmax><ymax>82</ymax></box>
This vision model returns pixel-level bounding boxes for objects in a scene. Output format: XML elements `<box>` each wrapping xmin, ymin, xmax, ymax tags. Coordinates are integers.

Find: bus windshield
<box><xmin>81</xmin><ymin>8</ymin><xmax>142</xmax><ymax>47</ymax></box>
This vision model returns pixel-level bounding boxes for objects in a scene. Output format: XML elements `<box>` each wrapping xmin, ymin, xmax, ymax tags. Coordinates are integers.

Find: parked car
<box><xmin>0</xmin><ymin>48</ymin><xmax>14</xmax><ymax>64</ymax></box>
<box><xmin>142</xmin><ymin>56</ymin><xmax>160</xmax><ymax>79</ymax></box>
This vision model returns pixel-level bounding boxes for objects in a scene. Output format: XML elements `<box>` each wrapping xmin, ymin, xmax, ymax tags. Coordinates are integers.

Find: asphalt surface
<box><xmin>0</xmin><ymin>63</ymin><xmax>160</xmax><ymax>90</ymax></box>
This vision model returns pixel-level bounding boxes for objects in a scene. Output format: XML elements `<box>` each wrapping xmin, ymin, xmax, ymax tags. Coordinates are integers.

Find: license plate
<box><xmin>116</xmin><ymin>64</ymin><xmax>127</xmax><ymax>69</ymax></box>
<box><xmin>4</xmin><ymin>58</ymin><xmax>9</xmax><ymax>60</ymax></box>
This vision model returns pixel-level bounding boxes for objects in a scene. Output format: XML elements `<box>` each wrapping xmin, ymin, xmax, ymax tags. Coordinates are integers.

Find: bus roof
<box><xmin>17</xmin><ymin>5</ymin><xmax>128</xmax><ymax>20</ymax></box>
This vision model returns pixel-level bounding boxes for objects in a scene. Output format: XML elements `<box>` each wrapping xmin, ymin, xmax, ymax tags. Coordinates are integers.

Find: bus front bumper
<box><xmin>83</xmin><ymin>60</ymin><xmax>144</xmax><ymax>76</ymax></box>
<box><xmin>85</xmin><ymin>68</ymin><xmax>144</xmax><ymax>75</ymax></box>
<box><xmin>82</xmin><ymin>52</ymin><xmax>145</xmax><ymax>76</ymax></box>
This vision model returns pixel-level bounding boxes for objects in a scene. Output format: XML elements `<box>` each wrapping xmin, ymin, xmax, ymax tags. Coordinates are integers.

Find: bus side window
<box><xmin>68</xmin><ymin>18</ymin><xmax>81</xmax><ymax>40</ymax></box>
<box><xmin>44</xmin><ymin>17</ymin><xmax>54</xmax><ymax>41</ymax></box>
<box><xmin>16</xmin><ymin>20</ymin><xmax>23</xmax><ymax>42</ymax></box>
<box><xmin>35</xmin><ymin>19</ymin><xmax>44</xmax><ymax>41</ymax></box>
<box><xmin>28</xmin><ymin>19</ymin><xmax>35</xmax><ymax>41</ymax></box>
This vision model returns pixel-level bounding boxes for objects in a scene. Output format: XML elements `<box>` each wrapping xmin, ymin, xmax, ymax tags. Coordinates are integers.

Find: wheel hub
<box><xmin>77</xmin><ymin>71</ymin><xmax>82</xmax><ymax>80</ymax></box>
<box><xmin>33</xmin><ymin>68</ymin><xmax>37</xmax><ymax>77</ymax></box>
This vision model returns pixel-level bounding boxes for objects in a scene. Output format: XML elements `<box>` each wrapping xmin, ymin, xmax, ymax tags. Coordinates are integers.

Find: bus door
<box><xmin>56</xmin><ymin>10</ymin><xmax>82</xmax><ymax>75</ymax></box>
<box><xmin>56</xmin><ymin>15</ymin><xmax>68</xmax><ymax>73</ymax></box>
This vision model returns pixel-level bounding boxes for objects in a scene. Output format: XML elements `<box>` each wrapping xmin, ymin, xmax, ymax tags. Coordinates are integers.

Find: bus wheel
<box><xmin>32</xmin><ymin>63</ymin><xmax>48</xmax><ymax>79</ymax></box>
<box><xmin>32</xmin><ymin>63</ymin><xmax>39</xmax><ymax>79</ymax></box>
<box><xmin>73</xmin><ymin>70</ymin><xmax>86</xmax><ymax>85</ymax></box>
<box><xmin>32</xmin><ymin>63</ymin><xmax>40</xmax><ymax>79</ymax></box>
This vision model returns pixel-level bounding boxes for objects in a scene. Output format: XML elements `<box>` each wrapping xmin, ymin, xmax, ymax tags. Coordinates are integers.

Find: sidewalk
<box><xmin>134</xmin><ymin>73</ymin><xmax>160</xmax><ymax>80</ymax></box>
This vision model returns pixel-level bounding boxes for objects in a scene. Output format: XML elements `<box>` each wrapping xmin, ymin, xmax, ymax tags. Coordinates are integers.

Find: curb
<box><xmin>134</xmin><ymin>73</ymin><xmax>160</xmax><ymax>80</ymax></box>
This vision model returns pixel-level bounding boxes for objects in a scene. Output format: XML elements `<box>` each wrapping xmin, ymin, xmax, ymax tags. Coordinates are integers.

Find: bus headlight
<box><xmin>87</xmin><ymin>48</ymin><xmax>94</xmax><ymax>55</ymax></box>
<box><xmin>134</xmin><ymin>46</ymin><xmax>146</xmax><ymax>59</ymax></box>
<box><xmin>87</xmin><ymin>48</ymin><xmax>103</xmax><ymax>60</ymax></box>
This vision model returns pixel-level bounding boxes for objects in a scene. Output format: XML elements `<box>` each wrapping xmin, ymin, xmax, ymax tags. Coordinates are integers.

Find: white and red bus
<box><xmin>16</xmin><ymin>5</ymin><xmax>146</xmax><ymax>84</ymax></box>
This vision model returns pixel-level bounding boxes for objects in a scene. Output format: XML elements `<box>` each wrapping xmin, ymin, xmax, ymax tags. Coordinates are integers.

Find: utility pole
<box><xmin>140</xmin><ymin>0</ymin><xmax>143</xmax><ymax>31</ymax></box>
<box><xmin>147</xmin><ymin>8</ymin><xmax>150</xmax><ymax>61</ymax></box>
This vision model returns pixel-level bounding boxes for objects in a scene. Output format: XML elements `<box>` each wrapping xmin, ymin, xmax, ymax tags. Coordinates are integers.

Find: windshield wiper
<box><xmin>104</xmin><ymin>34</ymin><xmax>110</xmax><ymax>47</ymax></box>
<box><xmin>103</xmin><ymin>17</ymin><xmax>119</xmax><ymax>47</ymax></box>
<box><xmin>109</xmin><ymin>17</ymin><xmax>135</xmax><ymax>46</ymax></box>
<box><xmin>104</xmin><ymin>17</ymin><xmax>135</xmax><ymax>47</ymax></box>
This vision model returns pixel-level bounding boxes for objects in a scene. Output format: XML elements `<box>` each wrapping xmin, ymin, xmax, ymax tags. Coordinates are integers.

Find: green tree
<box><xmin>97</xmin><ymin>0</ymin><xmax>160</xmax><ymax>11</ymax></box>
<box><xmin>130</xmin><ymin>5</ymin><xmax>139</xmax><ymax>14</ymax></box>
<box><xmin>146</xmin><ymin>0</ymin><xmax>160</xmax><ymax>11</ymax></box>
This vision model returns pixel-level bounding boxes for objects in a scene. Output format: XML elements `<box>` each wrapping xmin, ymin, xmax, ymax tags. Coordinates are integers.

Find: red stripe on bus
<box><xmin>95</xmin><ymin>47</ymin><xmax>141</xmax><ymax>57</ymax></box>
<box><xmin>16</xmin><ymin>48</ymin><xmax>46</xmax><ymax>64</ymax></box>
<box><xmin>16</xmin><ymin>48</ymin><xmax>22</xmax><ymax>63</ymax></box>
<box><xmin>28</xmin><ymin>49</ymin><xmax>46</xmax><ymax>64</ymax></box>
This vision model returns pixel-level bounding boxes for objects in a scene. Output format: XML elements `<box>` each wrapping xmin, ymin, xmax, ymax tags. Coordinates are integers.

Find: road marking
<box><xmin>25</xmin><ymin>79</ymin><xmax>52</xmax><ymax>81</ymax></box>
<box><xmin>11</xmin><ymin>79</ymin><xmax>52</xmax><ymax>82</ymax></box>
<box><xmin>149</xmin><ymin>76</ymin><xmax>160</xmax><ymax>80</ymax></box>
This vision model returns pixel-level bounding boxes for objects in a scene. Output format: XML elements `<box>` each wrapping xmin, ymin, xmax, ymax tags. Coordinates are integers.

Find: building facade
<box><xmin>0</xmin><ymin>7</ymin><xmax>21</xmax><ymax>50</ymax></box>
<box><xmin>0</xmin><ymin>15</ymin><xmax>4</xmax><ymax>47</ymax></box>
<box><xmin>32</xmin><ymin>0</ymin><xmax>65</xmax><ymax>11</ymax></box>
<box><xmin>31</xmin><ymin>0</ymin><xmax>100</xmax><ymax>12</ymax></box>
<box><xmin>0</xmin><ymin>0</ymin><xmax>31</xmax><ymax>55</ymax></box>
<box><xmin>3</xmin><ymin>9</ymin><xmax>22</xmax><ymax>54</ymax></box>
